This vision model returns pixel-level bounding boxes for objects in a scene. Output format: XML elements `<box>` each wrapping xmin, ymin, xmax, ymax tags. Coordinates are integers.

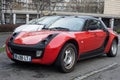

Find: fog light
<box><xmin>36</xmin><ymin>50</ymin><xmax>42</xmax><ymax>57</ymax></box>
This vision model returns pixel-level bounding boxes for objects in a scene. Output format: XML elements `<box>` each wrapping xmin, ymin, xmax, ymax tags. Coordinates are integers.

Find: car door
<box><xmin>81</xmin><ymin>19</ymin><xmax>107</xmax><ymax>53</ymax></box>
<box><xmin>92</xmin><ymin>20</ymin><xmax>107</xmax><ymax>49</ymax></box>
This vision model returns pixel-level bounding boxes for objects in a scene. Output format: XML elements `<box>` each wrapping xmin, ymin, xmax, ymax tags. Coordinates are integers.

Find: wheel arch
<box><xmin>64</xmin><ymin>39</ymin><xmax>79</xmax><ymax>59</ymax></box>
<box><xmin>106</xmin><ymin>36</ymin><xmax>118</xmax><ymax>57</ymax></box>
<box><xmin>105</xmin><ymin>35</ymin><xmax>119</xmax><ymax>53</ymax></box>
<box><xmin>54</xmin><ymin>39</ymin><xmax>79</xmax><ymax>72</ymax></box>
<box><xmin>54</xmin><ymin>38</ymin><xmax>79</xmax><ymax>65</ymax></box>
<box><xmin>114</xmin><ymin>36</ymin><xmax>119</xmax><ymax>45</ymax></box>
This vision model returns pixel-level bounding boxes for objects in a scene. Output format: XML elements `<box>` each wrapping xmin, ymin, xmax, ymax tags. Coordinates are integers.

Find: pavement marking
<box><xmin>74</xmin><ymin>63</ymin><xmax>118</xmax><ymax>80</ymax></box>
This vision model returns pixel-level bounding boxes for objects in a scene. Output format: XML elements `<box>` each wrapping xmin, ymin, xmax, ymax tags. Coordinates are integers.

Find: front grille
<box><xmin>8</xmin><ymin>41</ymin><xmax>45</xmax><ymax>58</ymax></box>
<box><xmin>11</xmin><ymin>48</ymin><xmax>36</xmax><ymax>58</ymax></box>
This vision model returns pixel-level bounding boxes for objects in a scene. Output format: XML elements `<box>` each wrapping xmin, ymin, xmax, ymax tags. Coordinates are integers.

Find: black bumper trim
<box><xmin>8</xmin><ymin>42</ymin><xmax>45</xmax><ymax>59</ymax></box>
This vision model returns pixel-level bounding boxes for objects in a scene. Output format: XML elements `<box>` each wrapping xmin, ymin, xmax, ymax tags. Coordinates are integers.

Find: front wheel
<box><xmin>55</xmin><ymin>43</ymin><xmax>77</xmax><ymax>73</ymax></box>
<box><xmin>107</xmin><ymin>40</ymin><xmax>118</xmax><ymax>57</ymax></box>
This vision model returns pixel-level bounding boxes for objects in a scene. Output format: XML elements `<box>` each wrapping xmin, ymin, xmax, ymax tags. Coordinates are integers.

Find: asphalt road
<box><xmin>0</xmin><ymin>33</ymin><xmax>120</xmax><ymax>80</ymax></box>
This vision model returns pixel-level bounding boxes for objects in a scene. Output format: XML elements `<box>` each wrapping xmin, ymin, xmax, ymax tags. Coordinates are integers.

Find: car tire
<box><xmin>55</xmin><ymin>43</ymin><xmax>77</xmax><ymax>73</ymax></box>
<box><xmin>107</xmin><ymin>40</ymin><xmax>118</xmax><ymax>57</ymax></box>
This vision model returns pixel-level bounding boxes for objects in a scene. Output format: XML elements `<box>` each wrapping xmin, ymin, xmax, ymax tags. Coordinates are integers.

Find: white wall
<box><xmin>104</xmin><ymin>0</ymin><xmax>120</xmax><ymax>15</ymax></box>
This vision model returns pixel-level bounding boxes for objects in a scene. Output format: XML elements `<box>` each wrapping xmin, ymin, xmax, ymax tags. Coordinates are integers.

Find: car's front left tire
<box><xmin>55</xmin><ymin>43</ymin><xmax>77</xmax><ymax>73</ymax></box>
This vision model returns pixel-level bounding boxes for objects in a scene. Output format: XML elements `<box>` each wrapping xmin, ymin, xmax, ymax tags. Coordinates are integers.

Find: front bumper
<box><xmin>6</xmin><ymin>41</ymin><xmax>60</xmax><ymax>65</ymax></box>
<box><xmin>8</xmin><ymin>41</ymin><xmax>45</xmax><ymax>59</ymax></box>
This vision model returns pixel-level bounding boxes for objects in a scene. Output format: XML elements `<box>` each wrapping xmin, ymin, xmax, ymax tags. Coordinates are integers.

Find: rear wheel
<box><xmin>56</xmin><ymin>43</ymin><xmax>77</xmax><ymax>73</ymax></box>
<box><xmin>107</xmin><ymin>40</ymin><xmax>118</xmax><ymax>57</ymax></box>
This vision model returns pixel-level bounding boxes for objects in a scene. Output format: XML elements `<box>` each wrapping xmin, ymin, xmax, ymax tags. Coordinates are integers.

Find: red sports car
<box><xmin>6</xmin><ymin>16</ymin><xmax>119</xmax><ymax>73</ymax></box>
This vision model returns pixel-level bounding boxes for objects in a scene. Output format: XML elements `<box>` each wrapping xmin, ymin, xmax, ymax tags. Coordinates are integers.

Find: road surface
<box><xmin>0</xmin><ymin>33</ymin><xmax>120</xmax><ymax>80</ymax></box>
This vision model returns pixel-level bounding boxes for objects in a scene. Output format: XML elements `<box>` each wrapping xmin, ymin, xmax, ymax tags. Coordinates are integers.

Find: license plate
<box><xmin>13</xmin><ymin>54</ymin><xmax>31</xmax><ymax>62</ymax></box>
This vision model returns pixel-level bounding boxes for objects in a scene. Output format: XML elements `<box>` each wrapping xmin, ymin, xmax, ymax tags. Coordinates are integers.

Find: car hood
<box><xmin>13</xmin><ymin>31</ymin><xmax>59</xmax><ymax>45</ymax></box>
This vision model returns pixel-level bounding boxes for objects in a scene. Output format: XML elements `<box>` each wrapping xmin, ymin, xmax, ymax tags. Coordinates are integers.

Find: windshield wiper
<box><xmin>42</xmin><ymin>27</ymin><xmax>49</xmax><ymax>30</ymax></box>
<box><xmin>49</xmin><ymin>27</ymin><xmax>70</xmax><ymax>31</ymax></box>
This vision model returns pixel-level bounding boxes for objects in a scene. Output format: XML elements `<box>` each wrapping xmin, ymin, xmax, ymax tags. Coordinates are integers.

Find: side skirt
<box><xmin>79</xmin><ymin>47</ymin><xmax>104</xmax><ymax>60</ymax></box>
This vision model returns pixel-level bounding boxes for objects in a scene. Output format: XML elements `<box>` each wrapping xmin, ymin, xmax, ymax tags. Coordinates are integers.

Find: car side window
<box><xmin>87</xmin><ymin>19</ymin><xmax>104</xmax><ymax>30</ymax></box>
<box><xmin>96</xmin><ymin>20</ymin><xmax>104</xmax><ymax>29</ymax></box>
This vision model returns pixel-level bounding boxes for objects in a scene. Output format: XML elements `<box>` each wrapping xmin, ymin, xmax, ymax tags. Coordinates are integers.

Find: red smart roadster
<box><xmin>6</xmin><ymin>16</ymin><xmax>119</xmax><ymax>73</ymax></box>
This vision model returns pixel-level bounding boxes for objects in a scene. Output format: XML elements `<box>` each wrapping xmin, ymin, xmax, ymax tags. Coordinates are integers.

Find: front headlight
<box><xmin>40</xmin><ymin>33</ymin><xmax>59</xmax><ymax>45</ymax></box>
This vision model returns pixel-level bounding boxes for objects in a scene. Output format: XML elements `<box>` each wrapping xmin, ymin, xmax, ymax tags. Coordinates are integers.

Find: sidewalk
<box><xmin>0</xmin><ymin>32</ymin><xmax>12</xmax><ymax>48</ymax></box>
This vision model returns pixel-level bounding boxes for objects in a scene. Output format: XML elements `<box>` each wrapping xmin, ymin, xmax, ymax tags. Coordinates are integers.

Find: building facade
<box><xmin>104</xmin><ymin>0</ymin><xmax>120</xmax><ymax>15</ymax></box>
<box><xmin>0</xmin><ymin>0</ymin><xmax>105</xmax><ymax>24</ymax></box>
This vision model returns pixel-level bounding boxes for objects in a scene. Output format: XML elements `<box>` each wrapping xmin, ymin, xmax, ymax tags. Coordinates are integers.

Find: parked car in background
<box><xmin>6</xmin><ymin>16</ymin><xmax>119</xmax><ymax>73</ymax></box>
<box><xmin>14</xmin><ymin>16</ymin><xmax>62</xmax><ymax>33</ymax></box>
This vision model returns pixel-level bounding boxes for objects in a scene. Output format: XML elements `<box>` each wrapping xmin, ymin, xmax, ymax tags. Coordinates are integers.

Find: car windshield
<box><xmin>27</xmin><ymin>16</ymin><xmax>61</xmax><ymax>26</ymax></box>
<box><xmin>14</xmin><ymin>16</ymin><xmax>61</xmax><ymax>33</ymax></box>
<box><xmin>48</xmin><ymin>18</ymin><xmax>85</xmax><ymax>31</ymax></box>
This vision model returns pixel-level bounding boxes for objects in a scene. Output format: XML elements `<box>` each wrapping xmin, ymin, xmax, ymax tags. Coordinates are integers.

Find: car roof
<box><xmin>76</xmin><ymin>16</ymin><xmax>97</xmax><ymax>20</ymax></box>
<box><xmin>47</xmin><ymin>15</ymin><xmax>98</xmax><ymax>20</ymax></box>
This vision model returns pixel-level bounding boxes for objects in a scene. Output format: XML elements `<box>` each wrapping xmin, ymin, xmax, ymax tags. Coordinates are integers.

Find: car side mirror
<box><xmin>87</xmin><ymin>25</ymin><xmax>98</xmax><ymax>30</ymax></box>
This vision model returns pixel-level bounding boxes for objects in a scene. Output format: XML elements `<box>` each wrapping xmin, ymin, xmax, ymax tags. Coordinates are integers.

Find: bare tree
<box><xmin>33</xmin><ymin>0</ymin><xmax>51</xmax><ymax>18</ymax></box>
<box><xmin>0</xmin><ymin>0</ymin><xmax>2</xmax><ymax>24</ymax></box>
<box><xmin>50</xmin><ymin>0</ymin><xmax>64</xmax><ymax>11</ymax></box>
<box><xmin>4</xmin><ymin>0</ymin><xmax>15</xmax><ymax>24</ymax></box>
<box><xmin>0</xmin><ymin>0</ymin><xmax>4</xmax><ymax>24</ymax></box>
<box><xmin>33</xmin><ymin>0</ymin><xmax>64</xmax><ymax>18</ymax></box>
<box><xmin>66</xmin><ymin>0</ymin><xmax>104</xmax><ymax>13</ymax></box>
<box><xmin>8</xmin><ymin>2</ymin><xmax>14</xmax><ymax>24</ymax></box>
